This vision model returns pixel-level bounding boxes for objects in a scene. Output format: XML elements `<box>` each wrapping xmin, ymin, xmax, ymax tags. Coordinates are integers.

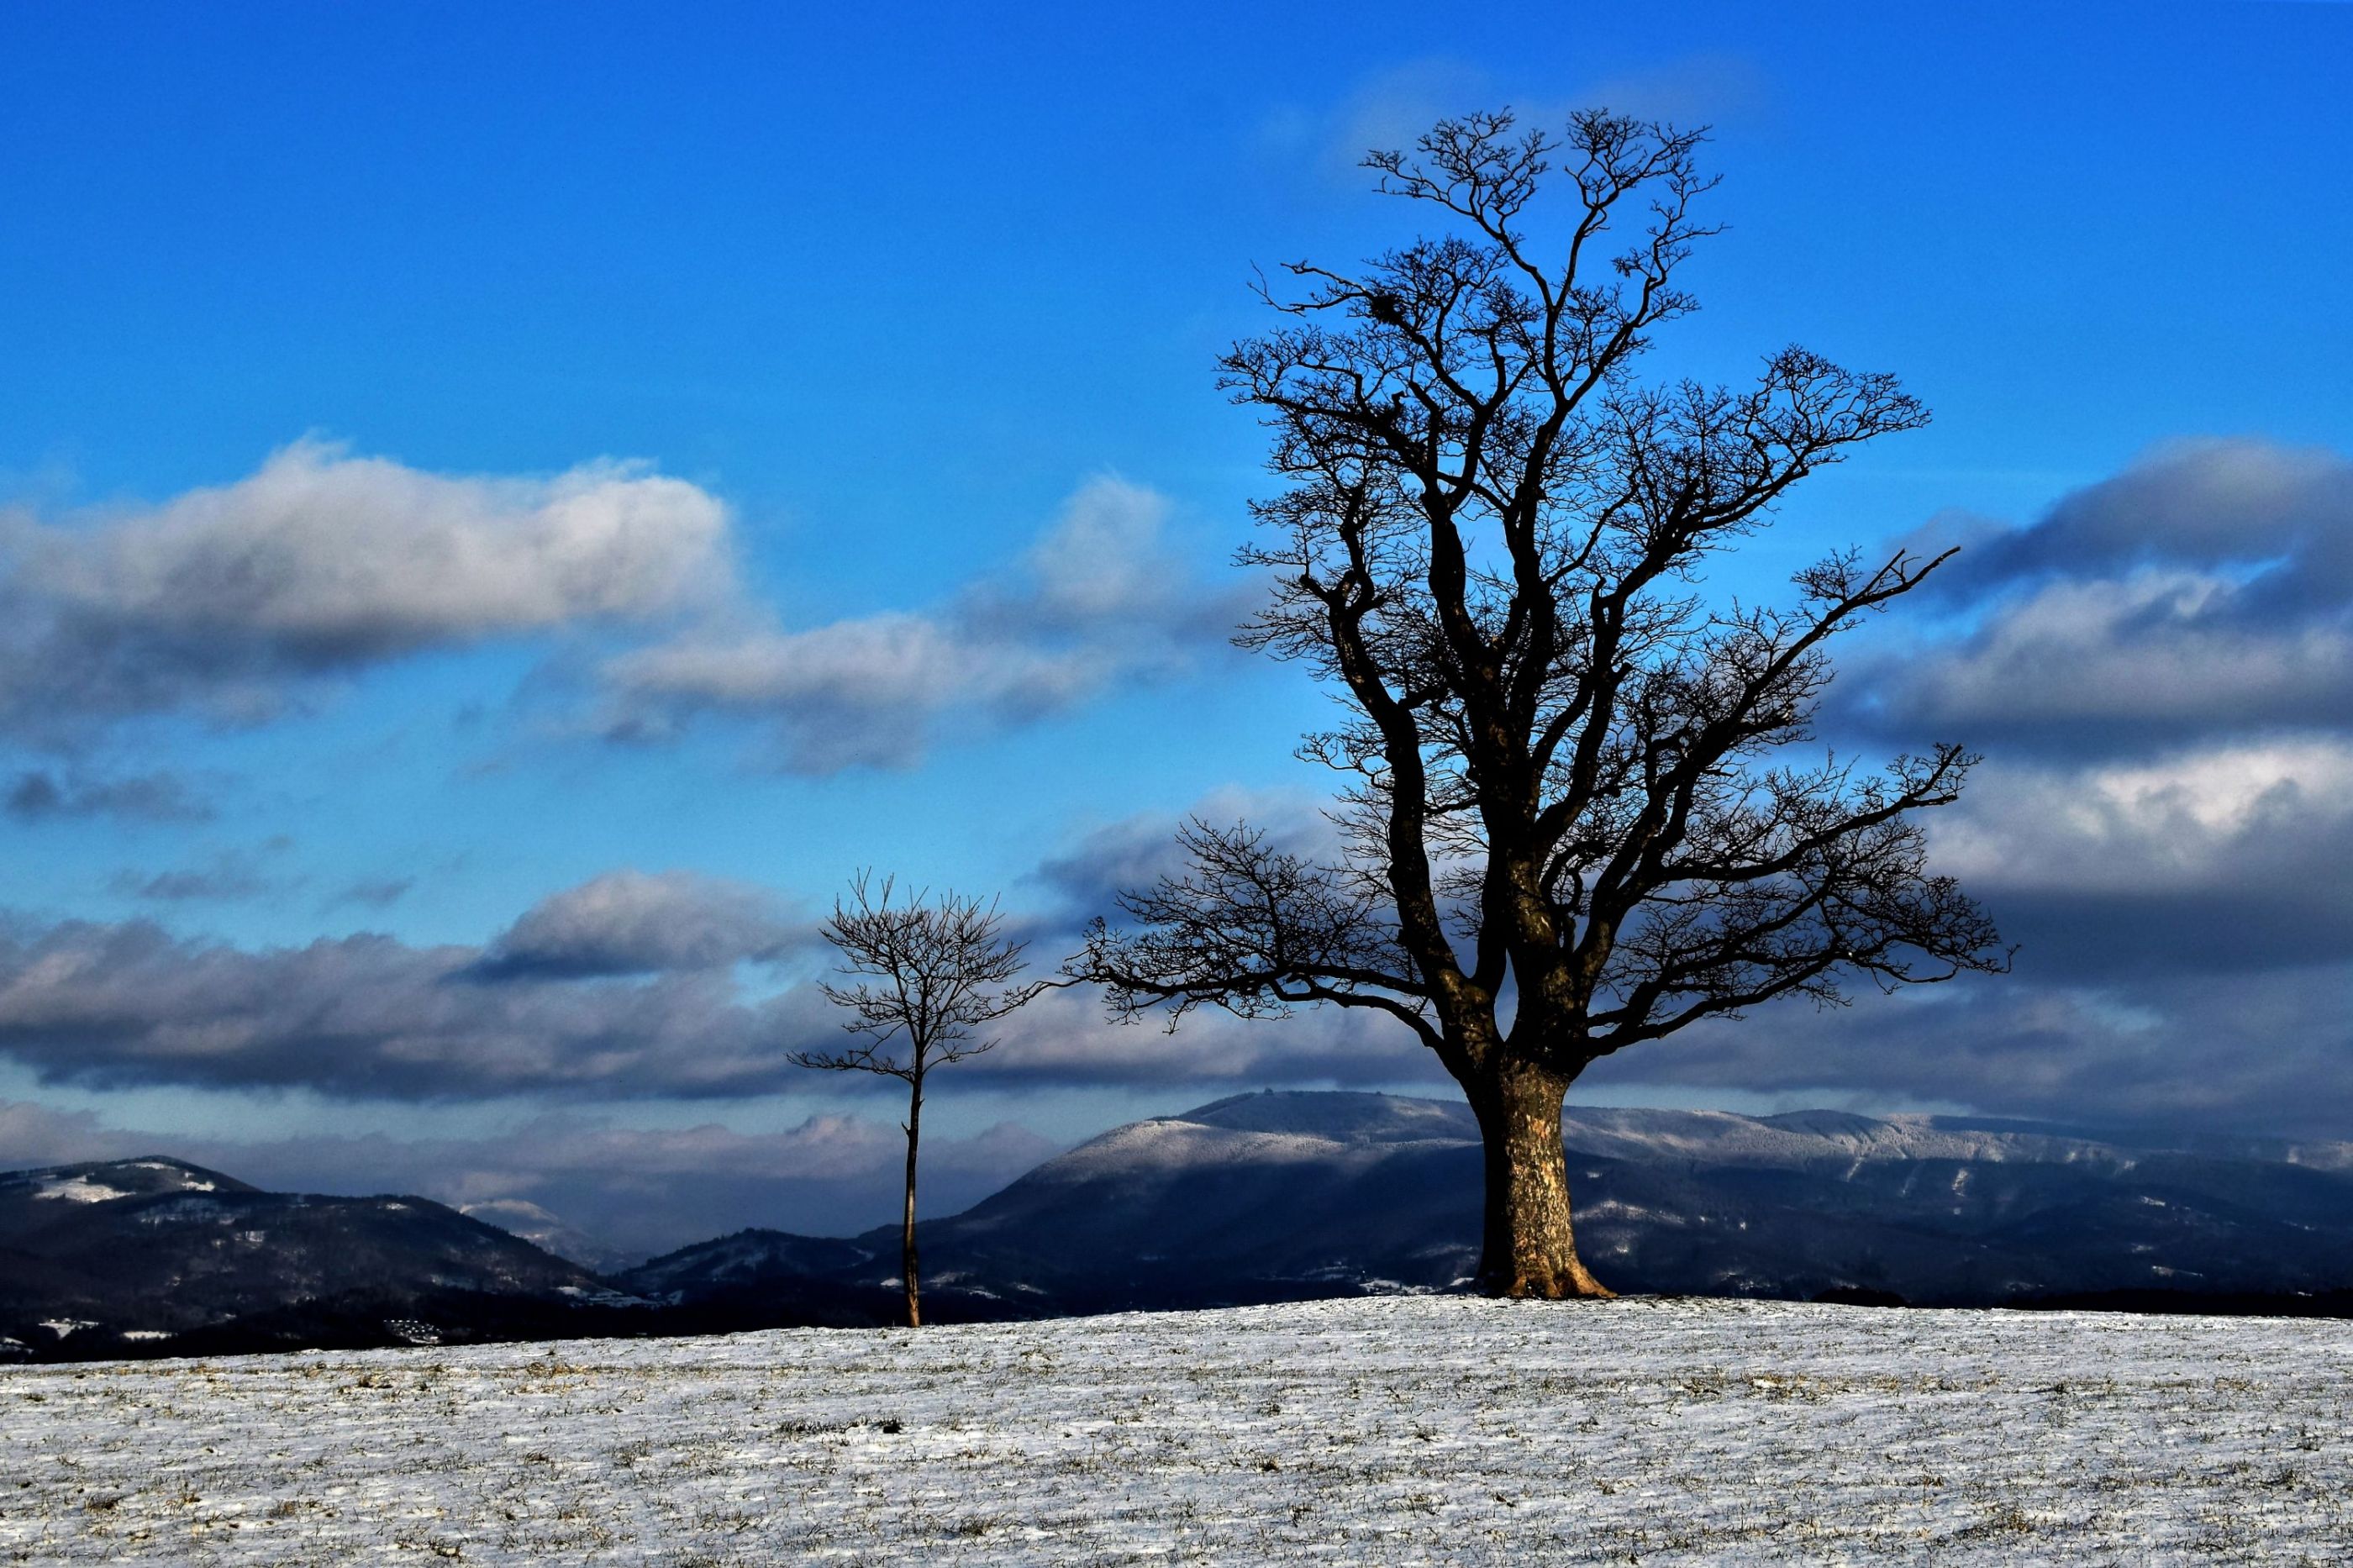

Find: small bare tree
<box><xmin>1072</xmin><ymin>109</ymin><xmax>2006</xmax><ymax>1298</ymax></box>
<box><xmin>794</xmin><ymin>872</ymin><xmax>1044</xmax><ymax>1327</ymax></box>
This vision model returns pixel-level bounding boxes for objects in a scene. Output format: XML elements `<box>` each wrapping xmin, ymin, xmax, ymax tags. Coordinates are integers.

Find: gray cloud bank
<box><xmin>1851</xmin><ymin>438</ymin><xmax>2353</xmax><ymax>750</ymax></box>
<box><xmin>1582</xmin><ymin>962</ymin><xmax>2353</xmax><ymax>1139</ymax></box>
<box><xmin>1625</xmin><ymin>435</ymin><xmax>2353</xmax><ymax>1135</ymax></box>
<box><xmin>0</xmin><ymin>916</ymin><xmax>807</xmax><ymax>1100</ymax></box>
<box><xmin>1836</xmin><ymin>440</ymin><xmax>2353</xmax><ymax>986</ymax></box>
<box><xmin>0</xmin><ymin>856</ymin><xmax>1421</xmax><ymax>1104</ymax></box>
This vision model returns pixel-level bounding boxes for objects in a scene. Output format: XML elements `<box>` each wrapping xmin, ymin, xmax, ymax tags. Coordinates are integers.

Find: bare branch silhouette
<box><xmin>1071</xmin><ymin>108</ymin><xmax>2006</xmax><ymax>1299</ymax></box>
<box><xmin>797</xmin><ymin>871</ymin><xmax>1045</xmax><ymax>1325</ymax></box>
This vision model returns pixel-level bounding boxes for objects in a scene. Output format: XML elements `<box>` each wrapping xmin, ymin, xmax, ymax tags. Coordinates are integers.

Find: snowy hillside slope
<box><xmin>625</xmin><ymin>1091</ymin><xmax>2353</xmax><ymax>1310</ymax></box>
<box><xmin>1</xmin><ymin>1296</ymin><xmax>2343</xmax><ymax>1563</ymax></box>
<box><xmin>456</xmin><ymin>1198</ymin><xmax>635</xmax><ymax>1274</ymax></box>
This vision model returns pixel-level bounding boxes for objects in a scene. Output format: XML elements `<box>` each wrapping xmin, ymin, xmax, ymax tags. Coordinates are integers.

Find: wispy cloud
<box><xmin>108</xmin><ymin>840</ymin><xmax>294</xmax><ymax>903</ymax></box>
<box><xmin>5</xmin><ymin>768</ymin><xmax>211</xmax><ymax>823</ymax></box>
<box><xmin>329</xmin><ymin>877</ymin><xmax>416</xmax><ymax>911</ymax></box>
<box><xmin>1257</xmin><ymin>55</ymin><xmax>1769</xmax><ymax>188</ymax></box>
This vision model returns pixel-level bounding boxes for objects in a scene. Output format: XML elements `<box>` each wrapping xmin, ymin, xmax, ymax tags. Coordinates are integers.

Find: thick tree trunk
<box><xmin>902</xmin><ymin>1079</ymin><xmax>923</xmax><ymax>1329</ymax></box>
<box><xmin>1469</xmin><ymin>1059</ymin><xmax>1614</xmax><ymax>1299</ymax></box>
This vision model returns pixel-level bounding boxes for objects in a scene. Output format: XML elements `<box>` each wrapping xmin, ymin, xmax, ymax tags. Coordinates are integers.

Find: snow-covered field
<box><xmin>3</xmin><ymin>1296</ymin><xmax>2346</xmax><ymax>1564</ymax></box>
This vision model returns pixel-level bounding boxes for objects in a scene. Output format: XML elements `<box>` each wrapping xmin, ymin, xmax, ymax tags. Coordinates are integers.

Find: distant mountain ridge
<box><xmin>0</xmin><ymin>1155</ymin><xmax>604</xmax><ymax>1360</ymax></box>
<box><xmin>8</xmin><ymin>1093</ymin><xmax>2352</xmax><ymax>1361</ymax></box>
<box><xmin>619</xmin><ymin>1091</ymin><xmax>2353</xmax><ymax>1312</ymax></box>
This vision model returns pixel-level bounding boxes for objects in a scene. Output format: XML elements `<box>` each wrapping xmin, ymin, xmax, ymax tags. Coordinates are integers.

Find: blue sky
<box><xmin>2</xmin><ymin>2</ymin><xmax>2349</xmax><ymax>1255</ymax></box>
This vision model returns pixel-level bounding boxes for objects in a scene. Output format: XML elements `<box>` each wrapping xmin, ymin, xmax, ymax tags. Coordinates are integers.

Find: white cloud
<box><xmin>0</xmin><ymin>450</ymin><xmax>1242</xmax><ymax>766</ymax></box>
<box><xmin>478</xmin><ymin>870</ymin><xmax>813</xmax><ymax>978</ymax></box>
<box><xmin>0</xmin><ymin>439</ymin><xmax>734</xmax><ymax>738</ymax></box>
<box><xmin>1933</xmin><ymin>739</ymin><xmax>2353</xmax><ymax>895</ymax></box>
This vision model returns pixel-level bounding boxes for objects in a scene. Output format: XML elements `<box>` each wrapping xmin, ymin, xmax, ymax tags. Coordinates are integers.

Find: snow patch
<box><xmin>34</xmin><ymin>1177</ymin><xmax>128</xmax><ymax>1203</ymax></box>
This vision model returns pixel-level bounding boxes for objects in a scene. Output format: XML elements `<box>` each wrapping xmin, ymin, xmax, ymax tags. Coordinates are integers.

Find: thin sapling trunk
<box><xmin>902</xmin><ymin>1077</ymin><xmax>922</xmax><ymax>1328</ymax></box>
<box><xmin>795</xmin><ymin>872</ymin><xmax>1045</xmax><ymax>1329</ymax></box>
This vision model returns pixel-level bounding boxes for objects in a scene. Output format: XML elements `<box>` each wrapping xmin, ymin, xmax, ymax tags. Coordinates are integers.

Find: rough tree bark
<box><xmin>1472</xmin><ymin>1060</ymin><xmax>1610</xmax><ymax>1298</ymax></box>
<box><xmin>1072</xmin><ymin>109</ymin><xmax>2007</xmax><ymax>1298</ymax></box>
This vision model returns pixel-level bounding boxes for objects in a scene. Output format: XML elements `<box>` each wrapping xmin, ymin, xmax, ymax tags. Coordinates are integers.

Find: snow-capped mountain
<box><xmin>9</xmin><ymin>1093</ymin><xmax>2350</xmax><ymax>1361</ymax></box>
<box><xmin>0</xmin><ymin>1156</ymin><xmax>602</xmax><ymax>1358</ymax></box>
<box><xmin>621</xmin><ymin>1091</ymin><xmax>2353</xmax><ymax>1312</ymax></box>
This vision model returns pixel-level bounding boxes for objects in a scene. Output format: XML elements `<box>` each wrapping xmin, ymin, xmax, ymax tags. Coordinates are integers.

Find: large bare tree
<box><xmin>796</xmin><ymin>873</ymin><xmax>1044</xmax><ymax>1326</ymax></box>
<box><xmin>1073</xmin><ymin>110</ymin><xmax>2005</xmax><ymax>1298</ymax></box>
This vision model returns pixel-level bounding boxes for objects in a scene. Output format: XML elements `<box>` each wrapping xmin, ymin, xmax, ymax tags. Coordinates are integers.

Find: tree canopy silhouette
<box><xmin>1075</xmin><ymin>108</ymin><xmax>2006</xmax><ymax>1297</ymax></box>
<box><xmin>797</xmin><ymin>872</ymin><xmax>1043</xmax><ymax>1325</ymax></box>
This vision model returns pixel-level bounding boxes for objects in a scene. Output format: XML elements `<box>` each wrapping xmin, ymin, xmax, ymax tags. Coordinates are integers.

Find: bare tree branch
<box><xmin>796</xmin><ymin>871</ymin><xmax>1045</xmax><ymax>1325</ymax></box>
<box><xmin>1071</xmin><ymin>107</ymin><xmax>2004</xmax><ymax>1298</ymax></box>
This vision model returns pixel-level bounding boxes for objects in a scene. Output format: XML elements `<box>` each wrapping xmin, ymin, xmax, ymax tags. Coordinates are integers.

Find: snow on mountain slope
<box><xmin>21</xmin><ymin>1095</ymin><xmax>2347</xmax><ymax>1353</ymax></box>
<box><xmin>624</xmin><ymin>1090</ymin><xmax>2353</xmax><ymax>1311</ymax></box>
<box><xmin>1048</xmin><ymin>1089</ymin><xmax>2151</xmax><ymax>1172</ymax></box>
<box><xmin>456</xmin><ymin>1199</ymin><xmax>633</xmax><ymax>1274</ymax></box>
<box><xmin>0</xmin><ymin>1157</ymin><xmax>601</xmax><ymax>1350</ymax></box>
<box><xmin>1</xmin><ymin>1156</ymin><xmax>253</xmax><ymax>1208</ymax></box>
<box><xmin>1560</xmin><ymin>1104</ymin><xmax>2145</xmax><ymax>1171</ymax></box>
<box><xmin>1179</xmin><ymin>1089</ymin><xmax>1478</xmax><ymax>1142</ymax></box>
<box><xmin>3</xmin><ymin>1296</ymin><xmax>2344</xmax><ymax>1563</ymax></box>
